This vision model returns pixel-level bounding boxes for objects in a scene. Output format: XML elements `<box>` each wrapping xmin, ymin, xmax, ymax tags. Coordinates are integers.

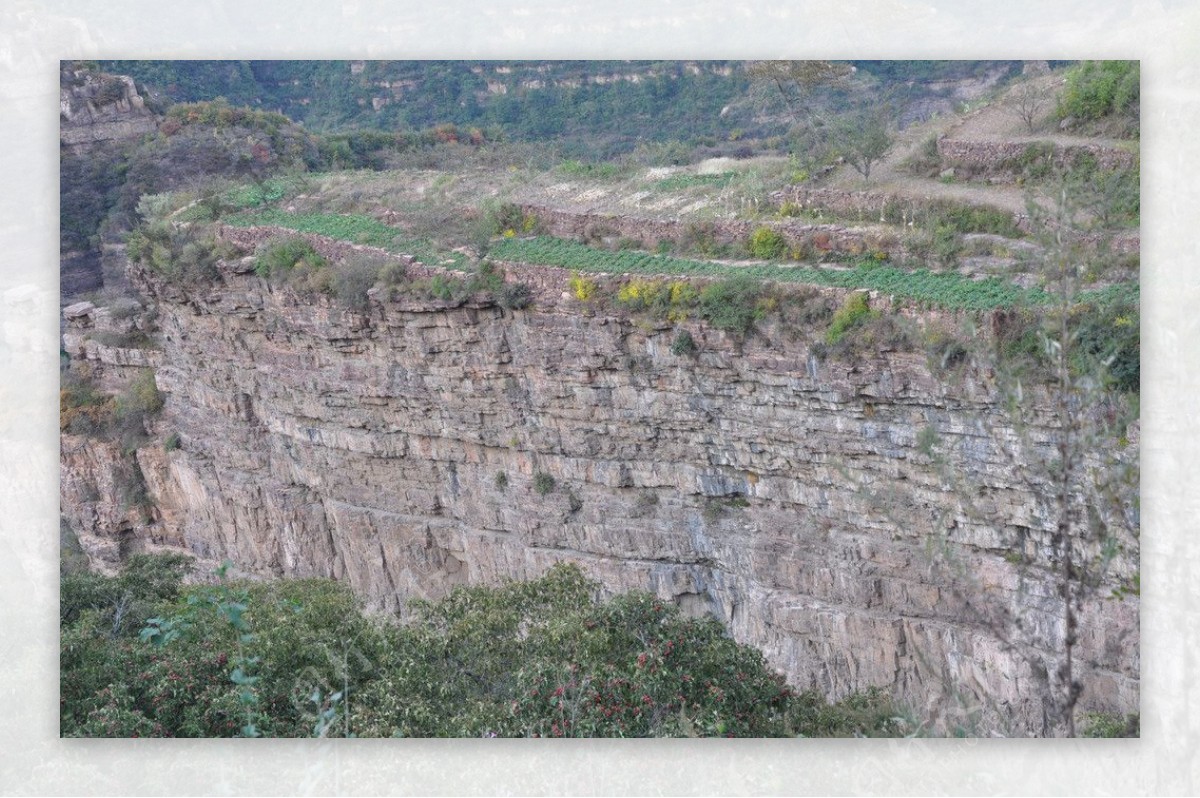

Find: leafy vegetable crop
<box><xmin>225</xmin><ymin>209</ymin><xmax>469</xmax><ymax>269</ymax></box>
<box><xmin>491</xmin><ymin>236</ymin><xmax>1074</xmax><ymax>310</ymax></box>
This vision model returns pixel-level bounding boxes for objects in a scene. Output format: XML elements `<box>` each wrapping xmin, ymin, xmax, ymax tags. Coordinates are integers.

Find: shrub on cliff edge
<box><xmin>825</xmin><ymin>291</ymin><xmax>872</xmax><ymax>345</ymax></box>
<box><xmin>254</xmin><ymin>237</ymin><xmax>326</xmax><ymax>279</ymax></box>
<box><xmin>697</xmin><ymin>276</ymin><xmax>767</xmax><ymax>335</ymax></box>
<box><xmin>333</xmin><ymin>253</ymin><xmax>386</xmax><ymax>310</ymax></box>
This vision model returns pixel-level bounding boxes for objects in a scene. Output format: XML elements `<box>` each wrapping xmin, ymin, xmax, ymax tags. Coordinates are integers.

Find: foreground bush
<box><xmin>1058</xmin><ymin>61</ymin><xmax>1139</xmax><ymax>124</ymax></box>
<box><xmin>61</xmin><ymin>555</ymin><xmax>901</xmax><ymax>738</ymax></box>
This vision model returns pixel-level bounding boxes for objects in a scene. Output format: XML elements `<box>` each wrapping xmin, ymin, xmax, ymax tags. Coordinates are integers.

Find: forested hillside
<box><xmin>100</xmin><ymin>60</ymin><xmax>1026</xmax><ymax>147</ymax></box>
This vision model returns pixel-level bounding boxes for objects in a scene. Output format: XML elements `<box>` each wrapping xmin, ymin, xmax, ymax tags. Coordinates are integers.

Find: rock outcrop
<box><xmin>59</xmin><ymin>65</ymin><xmax>158</xmax><ymax>154</ymax></box>
<box><xmin>60</xmin><ymin>231</ymin><xmax>1139</xmax><ymax>735</ymax></box>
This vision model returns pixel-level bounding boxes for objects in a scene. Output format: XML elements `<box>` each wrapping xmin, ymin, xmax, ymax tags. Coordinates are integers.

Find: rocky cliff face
<box><xmin>60</xmin><ymin>66</ymin><xmax>158</xmax><ymax>155</ymax></box>
<box><xmin>61</xmin><ymin>232</ymin><xmax>1139</xmax><ymax>735</ymax></box>
<box><xmin>60</xmin><ymin>65</ymin><xmax>160</xmax><ymax>298</ymax></box>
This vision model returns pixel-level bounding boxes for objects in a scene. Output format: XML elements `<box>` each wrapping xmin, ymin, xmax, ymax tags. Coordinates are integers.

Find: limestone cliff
<box><xmin>60</xmin><ymin>230</ymin><xmax>1139</xmax><ymax>735</ymax></box>
<box><xmin>60</xmin><ymin>65</ymin><xmax>158</xmax><ymax>155</ymax></box>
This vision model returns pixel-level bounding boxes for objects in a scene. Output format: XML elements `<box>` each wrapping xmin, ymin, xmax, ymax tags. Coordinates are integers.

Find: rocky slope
<box><xmin>60</xmin><ymin>227</ymin><xmax>1139</xmax><ymax>735</ymax></box>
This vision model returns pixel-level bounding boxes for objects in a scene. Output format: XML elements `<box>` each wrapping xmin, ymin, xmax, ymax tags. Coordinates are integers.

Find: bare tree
<box><xmin>745</xmin><ymin>60</ymin><xmax>854</xmax><ymax>127</ymax></box>
<box><xmin>841</xmin><ymin>171</ymin><xmax>1139</xmax><ymax>736</ymax></box>
<box><xmin>918</xmin><ymin>177</ymin><xmax>1139</xmax><ymax>735</ymax></box>
<box><xmin>1009</xmin><ymin>81</ymin><xmax>1053</xmax><ymax>133</ymax></box>
<box><xmin>746</xmin><ymin>61</ymin><xmax>856</xmax><ymax>176</ymax></box>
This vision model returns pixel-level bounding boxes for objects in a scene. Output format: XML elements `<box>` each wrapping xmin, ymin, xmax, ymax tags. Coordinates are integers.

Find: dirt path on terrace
<box><xmin>824</xmin><ymin>114</ymin><xmax>1035</xmax><ymax>215</ymax></box>
<box><xmin>823</xmin><ymin>71</ymin><xmax>1136</xmax><ymax>217</ymax></box>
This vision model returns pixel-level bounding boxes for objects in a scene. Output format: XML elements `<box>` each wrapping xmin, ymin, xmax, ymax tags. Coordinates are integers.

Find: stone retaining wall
<box><xmin>938</xmin><ymin>138</ymin><xmax>1137</xmax><ymax>175</ymax></box>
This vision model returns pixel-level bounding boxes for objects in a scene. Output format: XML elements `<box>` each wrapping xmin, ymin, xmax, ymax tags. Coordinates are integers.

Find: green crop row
<box><xmin>223</xmin><ymin>209</ymin><xmax>469</xmax><ymax>270</ymax></box>
<box><xmin>491</xmin><ymin>236</ymin><xmax>1080</xmax><ymax>311</ymax></box>
<box><xmin>1078</xmin><ymin>281</ymin><xmax>1139</xmax><ymax>306</ymax></box>
<box><xmin>219</xmin><ymin>214</ymin><xmax>1137</xmax><ymax>314</ymax></box>
<box><xmin>172</xmin><ymin>176</ymin><xmax>311</xmax><ymax>223</ymax></box>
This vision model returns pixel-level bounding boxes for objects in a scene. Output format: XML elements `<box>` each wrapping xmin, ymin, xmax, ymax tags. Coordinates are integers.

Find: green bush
<box><xmin>1058</xmin><ymin>61</ymin><xmax>1140</xmax><ymax>123</ymax></box>
<box><xmin>932</xmin><ymin>225</ymin><xmax>962</xmax><ymax>266</ymax></box>
<box><xmin>926</xmin><ymin>201</ymin><xmax>1022</xmax><ymax>238</ymax></box>
<box><xmin>489</xmin><ymin>202</ymin><xmax>535</xmax><ymax>236</ymax></box>
<box><xmin>108</xmin><ymin>369</ymin><xmax>164</xmax><ymax>454</ymax></box>
<box><xmin>533</xmin><ymin>472</ymin><xmax>556</xmax><ymax>496</ymax></box>
<box><xmin>698</xmin><ymin>277</ymin><xmax>765</xmax><ymax>335</ymax></box>
<box><xmin>1065</xmin><ymin>157</ymin><xmax>1139</xmax><ymax>229</ymax></box>
<box><xmin>255</xmin><ymin>237</ymin><xmax>325</xmax><ymax>279</ymax></box>
<box><xmin>993</xmin><ymin>298</ymin><xmax>1139</xmax><ymax>394</ymax></box>
<box><xmin>60</xmin><ymin>369</ymin><xmax>115</xmax><ymax>436</ymax></box>
<box><xmin>748</xmin><ymin>226</ymin><xmax>787</xmax><ymax>260</ymax></box>
<box><xmin>670</xmin><ymin>330</ymin><xmax>698</xmax><ymax>356</ymax></box>
<box><xmin>1070</xmin><ymin>299</ymin><xmax>1139</xmax><ymax>393</ymax></box>
<box><xmin>377</xmin><ymin>260</ymin><xmax>407</xmax><ymax>286</ymax></box>
<box><xmin>427</xmin><ymin>274</ymin><xmax>464</xmax><ymax>301</ymax></box>
<box><xmin>332</xmin><ymin>253</ymin><xmax>384</xmax><ymax>310</ymax></box>
<box><xmin>498</xmin><ymin>282</ymin><xmax>533</xmax><ymax>310</ymax></box>
<box><xmin>838</xmin><ymin>312</ymin><xmax>915</xmax><ymax>357</ymax></box>
<box><xmin>466</xmin><ymin>260</ymin><xmax>505</xmax><ymax>295</ymax></box>
<box><xmin>126</xmin><ymin>223</ymin><xmax>229</xmax><ymax>286</ymax></box>
<box><xmin>121</xmin><ymin>369</ymin><xmax>163</xmax><ymax>415</ymax></box>
<box><xmin>677</xmin><ymin>222</ymin><xmax>727</xmax><ymax>258</ymax></box>
<box><xmin>94</xmin><ymin>76</ymin><xmax>128</xmax><ymax>106</ymax></box>
<box><xmin>1080</xmin><ymin>712</ymin><xmax>1139</xmax><ymax>738</ymax></box>
<box><xmin>1005</xmin><ymin>141</ymin><xmax>1056</xmax><ymax>182</ymax></box>
<box><xmin>60</xmin><ymin>553</ymin><xmax>193</xmax><ymax>628</ymax></box>
<box><xmin>62</xmin><ymin>367</ymin><xmax>164</xmax><ymax>450</ymax></box>
<box><xmin>61</xmin><ymin>560</ymin><xmax>904</xmax><ymax>738</ymax></box>
<box><xmin>826</xmin><ymin>291</ymin><xmax>872</xmax><ymax>345</ymax></box>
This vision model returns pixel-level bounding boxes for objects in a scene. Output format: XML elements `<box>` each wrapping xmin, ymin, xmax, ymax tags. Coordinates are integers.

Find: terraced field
<box><xmin>221</xmin><ymin>208</ymin><xmax>1134</xmax><ymax>312</ymax></box>
<box><xmin>223</xmin><ymin>208</ymin><xmax>470</xmax><ymax>269</ymax></box>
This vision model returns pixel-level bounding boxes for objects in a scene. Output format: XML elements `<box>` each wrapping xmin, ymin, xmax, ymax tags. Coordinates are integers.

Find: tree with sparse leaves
<box><xmin>833</xmin><ymin>108</ymin><xmax>892</xmax><ymax>183</ymax></box>
<box><xmin>745</xmin><ymin>60</ymin><xmax>854</xmax><ymax>126</ymax></box>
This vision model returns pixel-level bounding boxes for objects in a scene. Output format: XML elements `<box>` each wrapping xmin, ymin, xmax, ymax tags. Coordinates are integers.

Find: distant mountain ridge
<box><xmin>99</xmin><ymin>60</ymin><xmax>1027</xmax><ymax>144</ymax></box>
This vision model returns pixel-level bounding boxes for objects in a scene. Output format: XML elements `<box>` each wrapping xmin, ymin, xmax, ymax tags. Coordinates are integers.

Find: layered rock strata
<box><xmin>59</xmin><ymin>67</ymin><xmax>157</xmax><ymax>154</ymax></box>
<box><xmin>61</xmin><ymin>231</ymin><xmax>1139</xmax><ymax>734</ymax></box>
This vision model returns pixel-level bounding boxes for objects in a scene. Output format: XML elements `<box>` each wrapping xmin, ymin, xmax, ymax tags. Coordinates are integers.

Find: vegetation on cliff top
<box><xmin>492</xmin><ymin>235</ymin><xmax>1062</xmax><ymax>310</ymax></box>
<box><xmin>226</xmin><ymin>208</ymin><xmax>470</xmax><ymax>270</ymax></box>
<box><xmin>62</xmin><ymin>555</ymin><xmax>902</xmax><ymax>738</ymax></box>
<box><xmin>215</xmin><ymin>205</ymin><xmax>1068</xmax><ymax>312</ymax></box>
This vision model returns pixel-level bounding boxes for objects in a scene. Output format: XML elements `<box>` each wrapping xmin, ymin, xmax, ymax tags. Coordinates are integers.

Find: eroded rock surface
<box><xmin>60</xmin><ymin>67</ymin><xmax>157</xmax><ymax>154</ymax></box>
